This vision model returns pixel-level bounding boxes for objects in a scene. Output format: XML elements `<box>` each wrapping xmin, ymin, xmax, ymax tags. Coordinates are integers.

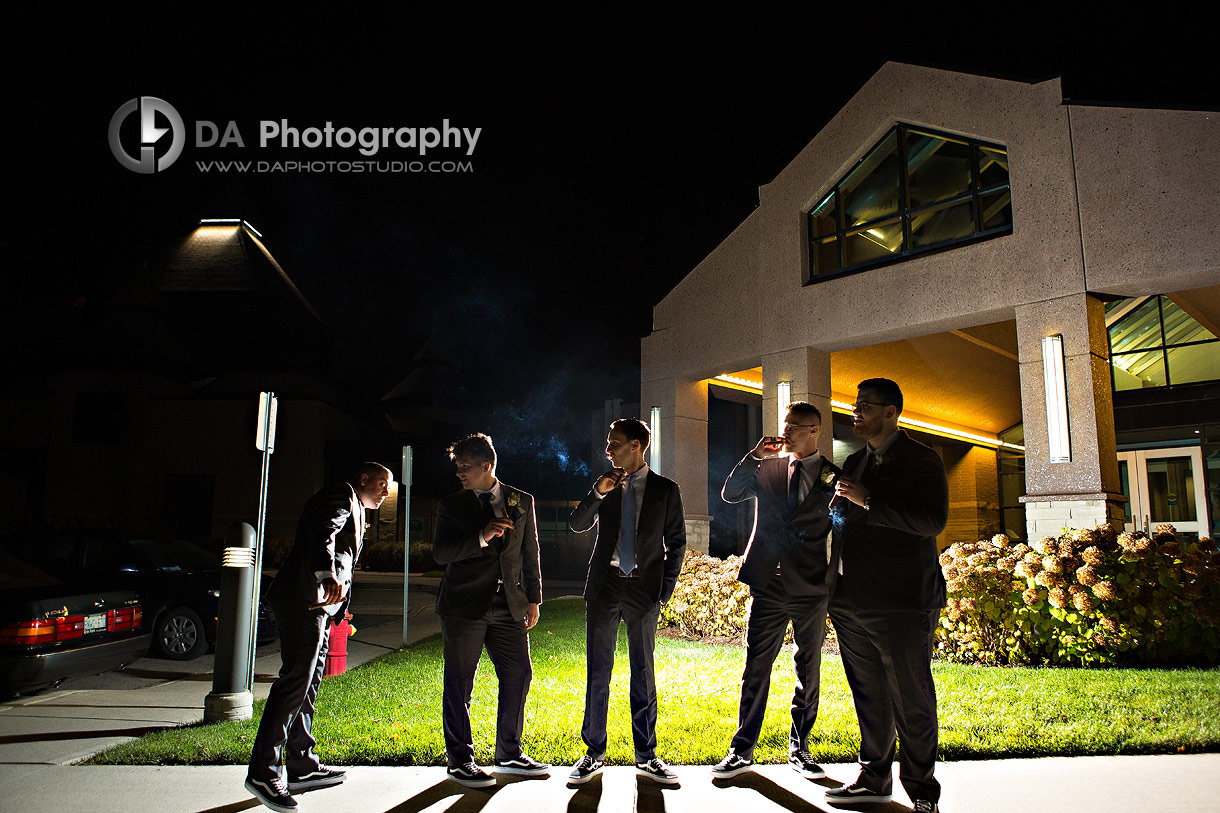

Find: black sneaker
<box><xmin>495</xmin><ymin>753</ymin><xmax>551</xmax><ymax>776</ymax></box>
<box><xmin>287</xmin><ymin>766</ymin><xmax>346</xmax><ymax>791</ymax></box>
<box><xmin>710</xmin><ymin>751</ymin><xmax>753</xmax><ymax>778</ymax></box>
<box><xmin>635</xmin><ymin>757</ymin><xmax>680</xmax><ymax>785</ymax></box>
<box><xmin>824</xmin><ymin>779</ymin><xmax>893</xmax><ymax>805</ymax></box>
<box><xmin>788</xmin><ymin>749</ymin><xmax>826</xmax><ymax>779</ymax></box>
<box><xmin>913</xmin><ymin>801</ymin><xmax>940</xmax><ymax>813</ymax></box>
<box><xmin>446</xmin><ymin>762</ymin><xmax>496</xmax><ymax>788</ymax></box>
<box><xmin>244</xmin><ymin>775</ymin><xmax>298</xmax><ymax>813</ymax></box>
<box><xmin>568</xmin><ymin>754</ymin><xmax>604</xmax><ymax>784</ymax></box>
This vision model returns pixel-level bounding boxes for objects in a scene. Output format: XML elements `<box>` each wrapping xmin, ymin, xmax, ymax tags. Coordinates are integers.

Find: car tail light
<box><xmin>0</xmin><ymin>615</ymin><xmax>86</xmax><ymax>645</ymax></box>
<box><xmin>108</xmin><ymin>605</ymin><xmax>140</xmax><ymax>632</ymax></box>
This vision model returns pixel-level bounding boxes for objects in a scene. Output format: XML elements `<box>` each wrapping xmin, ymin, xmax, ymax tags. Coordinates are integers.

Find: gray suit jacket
<box><xmin>432</xmin><ymin>482</ymin><xmax>542</xmax><ymax>622</ymax></box>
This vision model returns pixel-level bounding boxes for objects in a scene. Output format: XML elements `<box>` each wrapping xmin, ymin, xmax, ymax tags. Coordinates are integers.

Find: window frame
<box><xmin>805</xmin><ymin>123</ymin><xmax>1014</xmax><ymax>284</ymax></box>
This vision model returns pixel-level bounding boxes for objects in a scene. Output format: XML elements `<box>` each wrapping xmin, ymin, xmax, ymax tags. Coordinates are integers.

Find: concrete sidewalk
<box><xmin>1</xmin><ymin>572</ymin><xmax>1217</xmax><ymax>811</ymax></box>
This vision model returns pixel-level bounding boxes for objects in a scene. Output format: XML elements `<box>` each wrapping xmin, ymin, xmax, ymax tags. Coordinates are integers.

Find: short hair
<box><xmin>857</xmin><ymin>378</ymin><xmax>903</xmax><ymax>414</ymax></box>
<box><xmin>784</xmin><ymin>401</ymin><xmax>822</xmax><ymax>424</ymax></box>
<box><xmin>353</xmin><ymin>461</ymin><xmax>391</xmax><ymax>483</ymax></box>
<box><xmin>609</xmin><ymin>418</ymin><xmax>651</xmax><ymax>452</ymax></box>
<box><xmin>447</xmin><ymin>433</ymin><xmax>497</xmax><ymax>468</ymax></box>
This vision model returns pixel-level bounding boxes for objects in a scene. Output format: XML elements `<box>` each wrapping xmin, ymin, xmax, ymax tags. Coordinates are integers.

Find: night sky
<box><xmin>7</xmin><ymin>11</ymin><xmax>1215</xmax><ymax>495</ymax></box>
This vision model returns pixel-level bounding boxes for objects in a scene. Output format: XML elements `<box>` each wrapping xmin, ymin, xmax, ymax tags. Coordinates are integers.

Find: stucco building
<box><xmin>640</xmin><ymin>63</ymin><xmax>1219</xmax><ymax>556</ymax></box>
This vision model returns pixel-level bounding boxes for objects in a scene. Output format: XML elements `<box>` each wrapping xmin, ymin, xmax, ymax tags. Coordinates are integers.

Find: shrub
<box><xmin>938</xmin><ymin>526</ymin><xmax>1220</xmax><ymax>666</ymax></box>
<box><xmin>358</xmin><ymin>541</ymin><xmax>438</xmax><ymax>573</ymax></box>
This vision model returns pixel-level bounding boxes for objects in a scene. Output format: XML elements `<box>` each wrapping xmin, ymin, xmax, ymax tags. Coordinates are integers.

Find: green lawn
<box><xmin>88</xmin><ymin>598</ymin><xmax>1220</xmax><ymax>766</ymax></box>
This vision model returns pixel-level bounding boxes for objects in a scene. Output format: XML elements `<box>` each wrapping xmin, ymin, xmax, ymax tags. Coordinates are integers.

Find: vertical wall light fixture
<box><xmin>777</xmin><ymin>381</ymin><xmax>791</xmax><ymax>432</ymax></box>
<box><xmin>1042</xmin><ymin>335</ymin><xmax>1071</xmax><ymax>463</ymax></box>
<box><xmin>649</xmin><ymin>406</ymin><xmax>661</xmax><ymax>473</ymax></box>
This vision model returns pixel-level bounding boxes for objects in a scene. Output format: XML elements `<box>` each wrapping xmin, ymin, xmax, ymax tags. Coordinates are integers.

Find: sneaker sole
<box><xmin>286</xmin><ymin>775</ymin><xmax>345</xmax><ymax>791</ymax></box>
<box><xmin>790</xmin><ymin>763</ymin><xmax>827</xmax><ymax>779</ymax></box>
<box><xmin>567</xmin><ymin>768</ymin><xmax>603</xmax><ymax>784</ymax></box>
<box><xmin>495</xmin><ymin>765</ymin><xmax>552</xmax><ymax>776</ymax></box>
<box><xmin>825</xmin><ymin>791</ymin><xmax>893</xmax><ymax>805</ymax></box>
<box><xmin>635</xmin><ymin>768</ymin><xmax>680</xmax><ymax>785</ymax></box>
<box><xmin>244</xmin><ymin>778</ymin><xmax>297</xmax><ymax>813</ymax></box>
<box><xmin>710</xmin><ymin>764</ymin><xmax>754</xmax><ymax>778</ymax></box>
<box><xmin>446</xmin><ymin>774</ymin><xmax>496</xmax><ymax>789</ymax></box>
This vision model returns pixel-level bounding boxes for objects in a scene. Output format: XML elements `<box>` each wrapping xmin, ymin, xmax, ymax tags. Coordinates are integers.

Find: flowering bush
<box><xmin>938</xmin><ymin>525</ymin><xmax>1220</xmax><ymax>666</ymax></box>
<box><xmin>659</xmin><ymin>552</ymin><xmax>754</xmax><ymax>640</ymax></box>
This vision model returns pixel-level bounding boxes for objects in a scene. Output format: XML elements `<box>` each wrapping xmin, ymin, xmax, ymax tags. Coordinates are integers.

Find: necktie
<box><xmin>788</xmin><ymin>458</ymin><xmax>803</xmax><ymax>509</ymax></box>
<box><xmin>479</xmin><ymin>491</ymin><xmax>495</xmax><ymax>525</ymax></box>
<box><xmin>619</xmin><ymin>473</ymin><xmax>637</xmax><ymax>575</ymax></box>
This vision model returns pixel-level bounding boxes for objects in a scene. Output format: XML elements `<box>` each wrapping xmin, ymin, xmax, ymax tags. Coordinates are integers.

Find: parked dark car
<box><xmin>3</xmin><ymin>531</ymin><xmax>277</xmax><ymax>660</ymax></box>
<box><xmin>1</xmin><ymin>553</ymin><xmax>150</xmax><ymax>696</ymax></box>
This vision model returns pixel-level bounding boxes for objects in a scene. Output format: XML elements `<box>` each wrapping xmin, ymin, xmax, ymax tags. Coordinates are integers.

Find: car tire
<box><xmin>154</xmin><ymin>606</ymin><xmax>207</xmax><ymax>660</ymax></box>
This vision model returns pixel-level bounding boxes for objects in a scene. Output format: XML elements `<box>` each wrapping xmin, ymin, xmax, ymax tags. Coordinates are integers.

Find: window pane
<box><xmin>1160</xmin><ymin>297</ymin><xmax>1218</xmax><ymax>344</ymax></box>
<box><xmin>981</xmin><ymin>188</ymin><xmax>1013</xmax><ymax>230</ymax></box>
<box><xmin>1145</xmin><ymin>457</ymin><xmax>1197</xmax><ymax>523</ymax></box>
<box><xmin>906</xmin><ymin>129</ymin><xmax>971</xmax><ymax>208</ymax></box>
<box><xmin>1118</xmin><ymin>460</ymin><xmax>1131</xmax><ymax>506</ymax></box>
<box><xmin>1111</xmin><ymin>350</ymin><xmax>1167</xmax><ymax>390</ymax></box>
<box><xmin>978</xmin><ymin>146</ymin><xmax>1009</xmax><ymax>189</ymax></box>
<box><xmin>812</xmin><ymin>237</ymin><xmax>841</xmax><ymax>276</ymax></box>
<box><xmin>910</xmin><ymin>200</ymin><xmax>975</xmax><ymax>248</ymax></box>
<box><xmin>1166</xmin><ymin>341</ymin><xmax>1220</xmax><ymax>385</ymax></box>
<box><xmin>810</xmin><ymin>193</ymin><xmax>838</xmax><ymax>237</ymax></box>
<box><xmin>1108</xmin><ymin>297</ymin><xmax>1164</xmax><ymax>353</ymax></box>
<box><xmin>841</xmin><ymin>130</ymin><xmax>900</xmax><ymax>227</ymax></box>
<box><xmin>844</xmin><ymin>219</ymin><xmax>902</xmax><ymax>266</ymax></box>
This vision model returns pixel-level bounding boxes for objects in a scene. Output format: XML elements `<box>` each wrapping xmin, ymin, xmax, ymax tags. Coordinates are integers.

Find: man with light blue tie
<box><xmin>568</xmin><ymin>418</ymin><xmax>687</xmax><ymax>786</ymax></box>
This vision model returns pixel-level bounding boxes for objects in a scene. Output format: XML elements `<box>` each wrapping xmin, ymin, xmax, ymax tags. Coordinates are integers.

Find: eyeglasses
<box><xmin>782</xmin><ymin>423</ymin><xmax>819</xmax><ymax>431</ymax></box>
<box><xmin>850</xmin><ymin>401</ymin><xmax>891</xmax><ymax>413</ymax></box>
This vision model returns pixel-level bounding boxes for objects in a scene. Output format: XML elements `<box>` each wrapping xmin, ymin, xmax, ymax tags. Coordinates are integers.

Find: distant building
<box><xmin>639</xmin><ymin>63</ymin><xmax>1219</xmax><ymax>555</ymax></box>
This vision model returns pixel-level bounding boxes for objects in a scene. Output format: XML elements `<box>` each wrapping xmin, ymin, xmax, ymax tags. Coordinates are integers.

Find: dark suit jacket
<box><xmin>269</xmin><ymin>481</ymin><xmax>365</xmax><ymax>621</ymax></box>
<box><xmin>570</xmin><ymin>470</ymin><xmax>686</xmax><ymax>604</ymax></box>
<box><xmin>432</xmin><ymin>482</ymin><xmax>542</xmax><ymax>622</ymax></box>
<box><xmin>722</xmin><ymin>453</ymin><xmax>842</xmax><ymax>597</ymax></box>
<box><xmin>833</xmin><ymin>431</ymin><xmax>948</xmax><ymax>612</ymax></box>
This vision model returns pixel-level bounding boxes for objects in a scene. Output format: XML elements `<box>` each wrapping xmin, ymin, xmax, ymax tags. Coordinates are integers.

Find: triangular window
<box><xmin>807</xmin><ymin>124</ymin><xmax>1012</xmax><ymax>281</ymax></box>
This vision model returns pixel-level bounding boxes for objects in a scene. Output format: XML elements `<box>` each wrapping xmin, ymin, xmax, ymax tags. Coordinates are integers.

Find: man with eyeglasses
<box><xmin>711</xmin><ymin>401</ymin><xmax>842</xmax><ymax>781</ymax></box>
<box><xmin>824</xmin><ymin>378</ymin><xmax>948</xmax><ymax>813</ymax></box>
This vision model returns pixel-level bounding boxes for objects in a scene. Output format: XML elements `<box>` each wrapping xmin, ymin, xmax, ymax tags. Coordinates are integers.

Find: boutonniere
<box><xmin>820</xmin><ymin>467</ymin><xmax>836</xmax><ymax>487</ymax></box>
<box><xmin>872</xmin><ymin>454</ymin><xmax>885</xmax><ymax>468</ymax></box>
<box><xmin>504</xmin><ymin>490</ymin><xmax>523</xmax><ymax>527</ymax></box>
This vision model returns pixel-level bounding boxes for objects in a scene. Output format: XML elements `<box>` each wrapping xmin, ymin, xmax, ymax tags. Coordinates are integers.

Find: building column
<box><xmin>1016</xmin><ymin>293</ymin><xmax>1125</xmax><ymax>539</ymax></box>
<box><xmin>641</xmin><ymin>376</ymin><xmax>710</xmax><ymax>554</ymax></box>
<box><xmin>761</xmin><ymin>347</ymin><xmax>833</xmax><ymax>458</ymax></box>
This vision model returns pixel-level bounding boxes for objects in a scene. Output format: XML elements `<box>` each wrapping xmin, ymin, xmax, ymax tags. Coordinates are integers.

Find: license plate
<box><xmin>84</xmin><ymin>613</ymin><xmax>106</xmax><ymax>634</ymax></box>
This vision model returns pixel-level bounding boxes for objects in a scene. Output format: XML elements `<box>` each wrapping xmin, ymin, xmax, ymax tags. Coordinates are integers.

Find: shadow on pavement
<box><xmin>384</xmin><ymin>777</ymin><xmax>500</xmax><ymax>813</ymax></box>
<box><xmin>565</xmin><ymin>771</ymin><xmax>602</xmax><ymax>812</ymax></box>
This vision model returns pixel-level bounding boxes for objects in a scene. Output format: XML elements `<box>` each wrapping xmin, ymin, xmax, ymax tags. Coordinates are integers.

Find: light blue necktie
<box><xmin>619</xmin><ymin>473</ymin><xmax>637</xmax><ymax>575</ymax></box>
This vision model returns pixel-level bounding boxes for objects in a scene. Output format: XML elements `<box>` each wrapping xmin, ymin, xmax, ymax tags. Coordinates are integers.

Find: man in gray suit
<box><xmin>246</xmin><ymin>462</ymin><xmax>392</xmax><ymax>813</ymax></box>
<box><xmin>433</xmin><ymin>433</ymin><xmax>546</xmax><ymax>787</ymax></box>
<box><xmin>712</xmin><ymin>401</ymin><xmax>841</xmax><ymax>781</ymax></box>
<box><xmin>568</xmin><ymin>418</ymin><xmax>686</xmax><ymax>786</ymax></box>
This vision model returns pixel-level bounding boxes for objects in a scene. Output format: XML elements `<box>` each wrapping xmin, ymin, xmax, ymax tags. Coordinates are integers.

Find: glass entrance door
<box><xmin>1117</xmin><ymin>447</ymin><xmax>1209</xmax><ymax>540</ymax></box>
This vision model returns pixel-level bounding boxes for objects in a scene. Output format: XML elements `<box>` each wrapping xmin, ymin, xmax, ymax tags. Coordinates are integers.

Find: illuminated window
<box><xmin>807</xmin><ymin>124</ymin><xmax>1012</xmax><ymax>280</ymax></box>
<box><xmin>1107</xmin><ymin>296</ymin><xmax>1220</xmax><ymax>390</ymax></box>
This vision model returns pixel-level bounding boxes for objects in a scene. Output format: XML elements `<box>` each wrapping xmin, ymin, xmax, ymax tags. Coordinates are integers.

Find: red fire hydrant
<box><xmin>324</xmin><ymin>611</ymin><xmax>354</xmax><ymax>677</ymax></box>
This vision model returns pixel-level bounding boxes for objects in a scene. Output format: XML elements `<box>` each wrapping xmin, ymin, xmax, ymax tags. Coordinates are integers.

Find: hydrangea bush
<box><xmin>938</xmin><ymin>524</ymin><xmax>1220</xmax><ymax>666</ymax></box>
<box><xmin>659</xmin><ymin>551</ymin><xmax>754</xmax><ymax>640</ymax></box>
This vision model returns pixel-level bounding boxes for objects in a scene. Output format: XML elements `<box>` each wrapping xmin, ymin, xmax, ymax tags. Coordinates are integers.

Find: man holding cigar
<box><xmin>712</xmin><ymin>401</ymin><xmax>841</xmax><ymax>780</ymax></box>
<box><xmin>568</xmin><ymin>418</ymin><xmax>686</xmax><ymax>785</ymax></box>
<box><xmin>433</xmin><ymin>433</ymin><xmax>546</xmax><ymax>787</ymax></box>
<box><xmin>825</xmin><ymin>378</ymin><xmax>948</xmax><ymax>813</ymax></box>
<box><xmin>246</xmin><ymin>462</ymin><xmax>392</xmax><ymax>813</ymax></box>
